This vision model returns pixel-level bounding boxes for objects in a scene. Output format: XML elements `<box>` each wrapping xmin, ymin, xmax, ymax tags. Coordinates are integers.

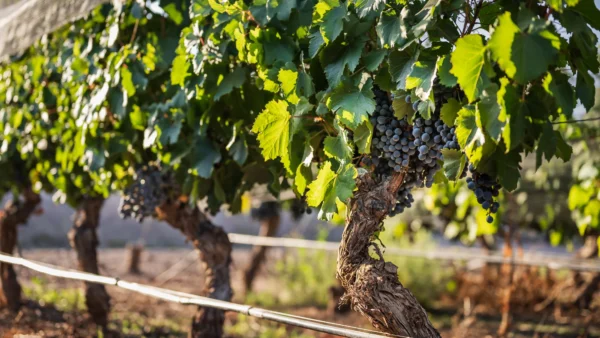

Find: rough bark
<box><xmin>244</xmin><ymin>203</ymin><xmax>280</xmax><ymax>293</ymax></box>
<box><xmin>68</xmin><ymin>197</ymin><xmax>110</xmax><ymax>327</ymax></box>
<box><xmin>336</xmin><ymin>173</ymin><xmax>441</xmax><ymax>338</ymax></box>
<box><xmin>156</xmin><ymin>201</ymin><xmax>232</xmax><ymax>338</ymax></box>
<box><xmin>0</xmin><ymin>189</ymin><xmax>41</xmax><ymax>311</ymax></box>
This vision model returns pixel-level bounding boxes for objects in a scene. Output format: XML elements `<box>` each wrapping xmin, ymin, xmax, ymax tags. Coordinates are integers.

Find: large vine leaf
<box><xmin>252</xmin><ymin>100</ymin><xmax>292</xmax><ymax>170</ymax></box>
<box><xmin>406</xmin><ymin>56</ymin><xmax>438</xmax><ymax>101</ymax></box>
<box><xmin>455</xmin><ymin>105</ymin><xmax>494</xmax><ymax>167</ymax></box>
<box><xmin>327</xmin><ymin>78</ymin><xmax>376</xmax><ymax>130</ymax></box>
<box><xmin>450</xmin><ymin>34</ymin><xmax>487</xmax><ymax>102</ymax></box>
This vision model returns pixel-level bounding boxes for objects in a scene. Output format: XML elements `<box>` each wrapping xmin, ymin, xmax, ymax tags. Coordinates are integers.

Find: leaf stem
<box><xmin>552</xmin><ymin>117</ymin><xmax>600</xmax><ymax>124</ymax></box>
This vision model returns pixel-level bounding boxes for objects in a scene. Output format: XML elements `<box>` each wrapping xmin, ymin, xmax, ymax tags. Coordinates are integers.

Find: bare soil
<box><xmin>0</xmin><ymin>248</ymin><xmax>598</xmax><ymax>338</ymax></box>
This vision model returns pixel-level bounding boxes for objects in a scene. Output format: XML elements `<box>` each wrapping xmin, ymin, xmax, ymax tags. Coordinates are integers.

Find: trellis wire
<box><xmin>227</xmin><ymin>233</ymin><xmax>600</xmax><ymax>273</ymax></box>
<box><xmin>0</xmin><ymin>252</ymin><xmax>404</xmax><ymax>338</ymax></box>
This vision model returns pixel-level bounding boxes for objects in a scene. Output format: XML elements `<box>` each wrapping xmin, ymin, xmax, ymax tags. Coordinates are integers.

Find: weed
<box><xmin>226</xmin><ymin>314</ymin><xmax>314</xmax><ymax>338</ymax></box>
<box><xmin>23</xmin><ymin>276</ymin><xmax>85</xmax><ymax>311</ymax></box>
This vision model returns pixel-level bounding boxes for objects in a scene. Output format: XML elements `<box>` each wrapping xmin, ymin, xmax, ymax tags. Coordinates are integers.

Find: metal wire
<box><xmin>0</xmin><ymin>253</ymin><xmax>401</xmax><ymax>338</ymax></box>
<box><xmin>227</xmin><ymin>233</ymin><xmax>600</xmax><ymax>272</ymax></box>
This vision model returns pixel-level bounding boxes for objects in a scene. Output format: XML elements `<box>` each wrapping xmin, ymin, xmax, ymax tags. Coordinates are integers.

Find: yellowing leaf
<box><xmin>252</xmin><ymin>100</ymin><xmax>292</xmax><ymax>171</ymax></box>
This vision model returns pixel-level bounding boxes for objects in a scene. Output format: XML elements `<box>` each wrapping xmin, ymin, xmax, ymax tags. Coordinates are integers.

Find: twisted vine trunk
<box><xmin>244</xmin><ymin>210</ymin><xmax>280</xmax><ymax>293</ymax></box>
<box><xmin>0</xmin><ymin>189</ymin><xmax>41</xmax><ymax>311</ymax></box>
<box><xmin>336</xmin><ymin>173</ymin><xmax>440</xmax><ymax>338</ymax></box>
<box><xmin>157</xmin><ymin>201</ymin><xmax>232</xmax><ymax>338</ymax></box>
<box><xmin>68</xmin><ymin>197</ymin><xmax>110</xmax><ymax>327</ymax></box>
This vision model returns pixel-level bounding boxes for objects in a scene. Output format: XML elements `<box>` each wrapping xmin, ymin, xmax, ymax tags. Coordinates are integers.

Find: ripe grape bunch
<box><xmin>118</xmin><ymin>164</ymin><xmax>177</xmax><ymax>222</ymax></box>
<box><xmin>362</xmin><ymin>85</ymin><xmax>459</xmax><ymax>216</ymax></box>
<box><xmin>466</xmin><ymin>164</ymin><xmax>501</xmax><ymax>223</ymax></box>
<box><xmin>290</xmin><ymin>198</ymin><xmax>312</xmax><ymax>221</ymax></box>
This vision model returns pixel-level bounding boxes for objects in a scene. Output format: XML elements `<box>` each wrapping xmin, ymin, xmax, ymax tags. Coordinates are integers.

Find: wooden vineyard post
<box><xmin>68</xmin><ymin>197</ymin><xmax>110</xmax><ymax>327</ymax></box>
<box><xmin>336</xmin><ymin>173</ymin><xmax>441</xmax><ymax>338</ymax></box>
<box><xmin>125</xmin><ymin>243</ymin><xmax>144</xmax><ymax>274</ymax></box>
<box><xmin>156</xmin><ymin>200</ymin><xmax>233</xmax><ymax>338</ymax></box>
<box><xmin>0</xmin><ymin>188</ymin><xmax>41</xmax><ymax>311</ymax></box>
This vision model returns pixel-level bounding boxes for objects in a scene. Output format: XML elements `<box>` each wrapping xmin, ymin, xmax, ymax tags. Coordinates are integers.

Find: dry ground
<box><xmin>0</xmin><ymin>248</ymin><xmax>598</xmax><ymax>338</ymax></box>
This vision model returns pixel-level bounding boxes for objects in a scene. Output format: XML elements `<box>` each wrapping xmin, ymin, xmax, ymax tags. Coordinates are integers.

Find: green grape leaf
<box><xmin>309</xmin><ymin>31</ymin><xmax>325</xmax><ymax>58</ymax></box>
<box><xmin>476</xmin><ymin>84</ymin><xmax>505</xmax><ymax>143</ymax></box>
<box><xmin>568</xmin><ymin>184</ymin><xmax>594</xmax><ymax>210</ymax></box>
<box><xmin>576</xmin><ymin>70</ymin><xmax>596</xmax><ymax>110</ymax></box>
<box><xmin>323</xmin><ymin>37</ymin><xmax>367</xmax><ymax>87</ymax></box>
<box><xmin>130</xmin><ymin>105</ymin><xmax>146</xmax><ymax>131</ymax></box>
<box><xmin>307</xmin><ymin>161</ymin><xmax>357</xmax><ymax>220</ymax></box>
<box><xmin>498</xmin><ymin>78</ymin><xmax>527</xmax><ymax>151</ymax></box>
<box><xmin>489</xmin><ymin>12</ymin><xmax>519</xmax><ymax>79</ymax></box>
<box><xmin>436</xmin><ymin>56</ymin><xmax>457</xmax><ymax>87</ymax></box>
<box><xmin>388</xmin><ymin>50</ymin><xmax>419</xmax><ymax>90</ymax></box>
<box><xmin>406</xmin><ymin>57</ymin><xmax>438</xmax><ymax>101</ymax></box>
<box><xmin>295</xmin><ymin>164</ymin><xmax>312</xmax><ymax>195</ymax></box>
<box><xmin>392</xmin><ymin>95</ymin><xmax>414</xmax><ymax>121</ymax></box>
<box><xmin>319</xmin><ymin>2</ymin><xmax>347</xmax><ymax>43</ymax></box>
<box><xmin>228</xmin><ymin>136</ymin><xmax>248</xmax><ymax>165</ymax></box>
<box><xmin>441</xmin><ymin>149</ymin><xmax>466</xmax><ymax>181</ymax></box>
<box><xmin>355</xmin><ymin>0</ymin><xmax>384</xmax><ymax>18</ymax></box>
<box><xmin>121</xmin><ymin>67</ymin><xmax>136</xmax><ymax>97</ymax></box>
<box><xmin>536</xmin><ymin>122</ymin><xmax>557</xmax><ymax>168</ymax></box>
<box><xmin>171</xmin><ymin>53</ymin><xmax>190</xmax><ymax>87</ymax></box>
<box><xmin>214</xmin><ymin>67</ymin><xmax>248</xmax><ymax>100</ymax></box>
<box><xmin>440</xmin><ymin>98</ymin><xmax>461</xmax><ymax>126</ymax></box>
<box><xmin>542</xmin><ymin>72</ymin><xmax>575</xmax><ymax>117</ymax></box>
<box><xmin>163</xmin><ymin>3</ymin><xmax>184</xmax><ymax>24</ymax></box>
<box><xmin>324</xmin><ymin>132</ymin><xmax>353</xmax><ymax>161</ymax></box>
<box><xmin>554</xmin><ymin>130</ymin><xmax>572</xmax><ymax>162</ymax></box>
<box><xmin>572</xmin><ymin>0</ymin><xmax>600</xmax><ymax>30</ymax></box>
<box><xmin>191</xmin><ymin>136</ymin><xmax>222</xmax><ymax>178</ymax></box>
<box><xmin>279</xmin><ymin>68</ymin><xmax>300</xmax><ymax>104</ymax></box>
<box><xmin>354</xmin><ymin>121</ymin><xmax>373</xmax><ymax>154</ymax></box>
<box><xmin>451</xmin><ymin>34</ymin><xmax>487</xmax><ymax>102</ymax></box>
<box><xmin>376</xmin><ymin>12</ymin><xmax>402</xmax><ymax>47</ymax></box>
<box><xmin>157</xmin><ymin>114</ymin><xmax>183</xmax><ymax>146</ymax></box>
<box><xmin>511</xmin><ymin>31</ymin><xmax>560</xmax><ymax>84</ymax></box>
<box><xmin>455</xmin><ymin>105</ymin><xmax>494</xmax><ymax>167</ymax></box>
<box><xmin>363</xmin><ymin>50</ymin><xmax>387</xmax><ymax>72</ymax></box>
<box><xmin>493</xmin><ymin>147</ymin><xmax>521</xmax><ymax>191</ymax></box>
<box><xmin>252</xmin><ymin>100</ymin><xmax>292</xmax><ymax>171</ymax></box>
<box><xmin>328</xmin><ymin>78</ymin><xmax>376</xmax><ymax>130</ymax></box>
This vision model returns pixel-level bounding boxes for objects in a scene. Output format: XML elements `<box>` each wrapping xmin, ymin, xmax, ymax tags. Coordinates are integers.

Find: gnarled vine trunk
<box><xmin>68</xmin><ymin>197</ymin><xmax>110</xmax><ymax>327</ymax></box>
<box><xmin>0</xmin><ymin>188</ymin><xmax>41</xmax><ymax>311</ymax></box>
<box><xmin>337</xmin><ymin>173</ymin><xmax>440</xmax><ymax>338</ymax></box>
<box><xmin>157</xmin><ymin>201</ymin><xmax>232</xmax><ymax>338</ymax></box>
<box><xmin>244</xmin><ymin>203</ymin><xmax>280</xmax><ymax>293</ymax></box>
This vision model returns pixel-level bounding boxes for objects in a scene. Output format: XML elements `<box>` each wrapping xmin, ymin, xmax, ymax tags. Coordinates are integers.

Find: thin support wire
<box><xmin>0</xmin><ymin>252</ymin><xmax>401</xmax><ymax>338</ymax></box>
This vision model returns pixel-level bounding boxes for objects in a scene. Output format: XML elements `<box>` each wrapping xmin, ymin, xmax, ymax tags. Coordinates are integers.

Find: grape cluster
<box><xmin>466</xmin><ymin>164</ymin><xmax>501</xmax><ymax>223</ymax></box>
<box><xmin>362</xmin><ymin>87</ymin><xmax>459</xmax><ymax>216</ymax></box>
<box><xmin>290</xmin><ymin>198</ymin><xmax>312</xmax><ymax>221</ymax></box>
<box><xmin>118</xmin><ymin>164</ymin><xmax>177</xmax><ymax>222</ymax></box>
